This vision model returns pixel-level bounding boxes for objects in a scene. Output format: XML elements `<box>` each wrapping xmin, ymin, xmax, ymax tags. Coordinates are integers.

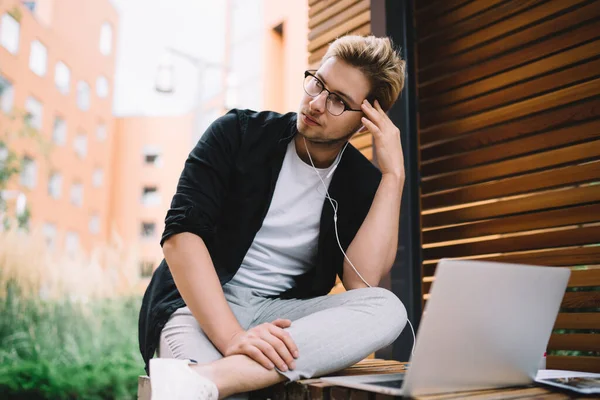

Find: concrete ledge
<box><xmin>137</xmin><ymin>375</ymin><xmax>151</xmax><ymax>400</ymax></box>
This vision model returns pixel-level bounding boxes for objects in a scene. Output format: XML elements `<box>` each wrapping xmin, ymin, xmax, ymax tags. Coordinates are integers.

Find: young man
<box><xmin>139</xmin><ymin>35</ymin><xmax>408</xmax><ymax>399</ymax></box>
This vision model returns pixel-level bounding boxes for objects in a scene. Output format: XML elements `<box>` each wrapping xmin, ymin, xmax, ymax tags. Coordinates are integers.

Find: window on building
<box><xmin>96</xmin><ymin>75</ymin><xmax>109</xmax><ymax>98</ymax></box>
<box><xmin>25</xmin><ymin>97</ymin><xmax>43</xmax><ymax>130</ymax></box>
<box><xmin>42</xmin><ymin>222</ymin><xmax>57</xmax><ymax>250</ymax></box>
<box><xmin>96</xmin><ymin>123</ymin><xmax>107</xmax><ymax>141</ymax></box>
<box><xmin>143</xmin><ymin>145</ymin><xmax>162</xmax><ymax>166</ymax></box>
<box><xmin>54</xmin><ymin>61</ymin><xmax>70</xmax><ymax>94</ymax></box>
<box><xmin>22</xmin><ymin>2</ymin><xmax>36</xmax><ymax>12</ymax></box>
<box><xmin>145</xmin><ymin>153</ymin><xmax>158</xmax><ymax>164</ymax></box>
<box><xmin>74</xmin><ymin>132</ymin><xmax>87</xmax><ymax>158</ymax></box>
<box><xmin>52</xmin><ymin>117</ymin><xmax>67</xmax><ymax>145</ymax></box>
<box><xmin>15</xmin><ymin>192</ymin><xmax>27</xmax><ymax>221</ymax></box>
<box><xmin>140</xmin><ymin>260</ymin><xmax>154</xmax><ymax>278</ymax></box>
<box><xmin>0</xmin><ymin>144</ymin><xmax>7</xmax><ymax>164</ymax></box>
<box><xmin>70</xmin><ymin>182</ymin><xmax>83</xmax><ymax>207</ymax></box>
<box><xmin>0</xmin><ymin>74</ymin><xmax>14</xmax><ymax>114</ymax></box>
<box><xmin>65</xmin><ymin>231</ymin><xmax>79</xmax><ymax>256</ymax></box>
<box><xmin>141</xmin><ymin>222</ymin><xmax>156</xmax><ymax>238</ymax></box>
<box><xmin>0</xmin><ymin>13</ymin><xmax>20</xmax><ymax>54</ymax></box>
<box><xmin>141</xmin><ymin>186</ymin><xmax>160</xmax><ymax>206</ymax></box>
<box><xmin>155</xmin><ymin>58</ymin><xmax>174</xmax><ymax>93</ymax></box>
<box><xmin>76</xmin><ymin>81</ymin><xmax>90</xmax><ymax>111</ymax></box>
<box><xmin>89</xmin><ymin>214</ymin><xmax>100</xmax><ymax>234</ymax></box>
<box><xmin>99</xmin><ymin>22</ymin><xmax>112</xmax><ymax>56</ymax></box>
<box><xmin>92</xmin><ymin>168</ymin><xmax>103</xmax><ymax>187</ymax></box>
<box><xmin>20</xmin><ymin>156</ymin><xmax>37</xmax><ymax>188</ymax></box>
<box><xmin>29</xmin><ymin>40</ymin><xmax>47</xmax><ymax>76</ymax></box>
<box><xmin>48</xmin><ymin>172</ymin><xmax>62</xmax><ymax>198</ymax></box>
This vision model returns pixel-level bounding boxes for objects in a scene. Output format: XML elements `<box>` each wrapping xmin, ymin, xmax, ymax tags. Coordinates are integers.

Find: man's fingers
<box><xmin>271</xmin><ymin>327</ymin><xmax>299</xmax><ymax>359</ymax></box>
<box><xmin>361</xmin><ymin>117</ymin><xmax>381</xmax><ymax>137</ymax></box>
<box><xmin>262</xmin><ymin>331</ymin><xmax>296</xmax><ymax>370</ymax></box>
<box><xmin>244</xmin><ymin>344</ymin><xmax>275</xmax><ymax>370</ymax></box>
<box><xmin>361</xmin><ymin>100</ymin><xmax>385</xmax><ymax>127</ymax></box>
<box><xmin>268</xmin><ymin>320</ymin><xmax>299</xmax><ymax>363</ymax></box>
<box><xmin>374</xmin><ymin>99</ymin><xmax>385</xmax><ymax>114</ymax></box>
<box><xmin>253</xmin><ymin>338</ymin><xmax>289</xmax><ymax>371</ymax></box>
<box><xmin>269</xmin><ymin>319</ymin><xmax>297</xmax><ymax>355</ymax></box>
<box><xmin>271</xmin><ymin>318</ymin><xmax>292</xmax><ymax>328</ymax></box>
<box><xmin>268</xmin><ymin>325</ymin><xmax>299</xmax><ymax>360</ymax></box>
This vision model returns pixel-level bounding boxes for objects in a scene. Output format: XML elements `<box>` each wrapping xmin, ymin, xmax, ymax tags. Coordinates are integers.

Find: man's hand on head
<box><xmin>224</xmin><ymin>318</ymin><xmax>299</xmax><ymax>372</ymax></box>
<box><xmin>360</xmin><ymin>99</ymin><xmax>405</xmax><ymax>183</ymax></box>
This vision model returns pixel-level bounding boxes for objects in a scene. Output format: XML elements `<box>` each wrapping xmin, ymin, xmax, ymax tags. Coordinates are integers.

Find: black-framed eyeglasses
<box><xmin>303</xmin><ymin>70</ymin><xmax>363</xmax><ymax>116</ymax></box>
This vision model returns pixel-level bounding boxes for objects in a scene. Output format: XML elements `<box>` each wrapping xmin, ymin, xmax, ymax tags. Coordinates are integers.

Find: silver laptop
<box><xmin>321</xmin><ymin>259</ymin><xmax>571</xmax><ymax>397</ymax></box>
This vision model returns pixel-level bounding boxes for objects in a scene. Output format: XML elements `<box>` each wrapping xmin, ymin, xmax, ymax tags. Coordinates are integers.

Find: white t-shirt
<box><xmin>227</xmin><ymin>139</ymin><xmax>336</xmax><ymax>296</ymax></box>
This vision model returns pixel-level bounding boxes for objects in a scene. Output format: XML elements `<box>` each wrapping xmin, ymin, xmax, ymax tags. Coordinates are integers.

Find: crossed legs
<box><xmin>157</xmin><ymin>286</ymin><xmax>407</xmax><ymax>399</ymax></box>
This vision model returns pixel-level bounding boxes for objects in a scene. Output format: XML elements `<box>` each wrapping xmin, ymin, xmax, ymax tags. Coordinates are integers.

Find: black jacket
<box><xmin>138</xmin><ymin>109</ymin><xmax>382</xmax><ymax>373</ymax></box>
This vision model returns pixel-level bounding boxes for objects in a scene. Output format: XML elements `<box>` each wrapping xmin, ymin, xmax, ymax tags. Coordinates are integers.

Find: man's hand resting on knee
<box><xmin>224</xmin><ymin>318</ymin><xmax>299</xmax><ymax>372</ymax></box>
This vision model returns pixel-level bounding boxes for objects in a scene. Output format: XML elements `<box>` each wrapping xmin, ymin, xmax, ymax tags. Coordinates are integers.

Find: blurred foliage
<box><xmin>0</xmin><ymin>280</ymin><xmax>143</xmax><ymax>399</ymax></box>
<box><xmin>1</xmin><ymin>46</ymin><xmax>144</xmax><ymax>400</ymax></box>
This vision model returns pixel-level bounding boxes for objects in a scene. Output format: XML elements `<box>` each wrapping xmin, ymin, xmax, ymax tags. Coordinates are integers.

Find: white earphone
<box><xmin>325</xmin><ymin>163</ymin><xmax>338</xmax><ymax>179</ymax></box>
<box><xmin>303</xmin><ymin>136</ymin><xmax>416</xmax><ymax>356</ymax></box>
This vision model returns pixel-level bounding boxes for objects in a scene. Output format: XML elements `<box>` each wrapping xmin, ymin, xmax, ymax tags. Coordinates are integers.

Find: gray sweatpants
<box><xmin>157</xmin><ymin>282</ymin><xmax>407</xmax><ymax>396</ymax></box>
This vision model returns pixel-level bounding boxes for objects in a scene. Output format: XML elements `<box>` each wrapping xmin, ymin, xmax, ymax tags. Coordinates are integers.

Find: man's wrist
<box><xmin>219</xmin><ymin>328</ymin><xmax>245</xmax><ymax>353</ymax></box>
<box><xmin>381</xmin><ymin>171</ymin><xmax>405</xmax><ymax>187</ymax></box>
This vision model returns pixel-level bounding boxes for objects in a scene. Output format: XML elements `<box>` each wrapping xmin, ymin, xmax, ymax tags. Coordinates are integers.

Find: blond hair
<box><xmin>322</xmin><ymin>35</ymin><xmax>405</xmax><ymax>111</ymax></box>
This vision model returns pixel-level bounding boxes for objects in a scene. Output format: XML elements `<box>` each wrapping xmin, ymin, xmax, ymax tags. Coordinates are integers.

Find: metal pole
<box><xmin>371</xmin><ymin>0</ymin><xmax>423</xmax><ymax>362</ymax></box>
<box><xmin>159</xmin><ymin>47</ymin><xmax>227</xmax><ymax>148</ymax></box>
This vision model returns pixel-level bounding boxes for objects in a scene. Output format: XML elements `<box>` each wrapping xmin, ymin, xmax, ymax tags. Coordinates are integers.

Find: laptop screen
<box><xmin>364</xmin><ymin>378</ymin><xmax>405</xmax><ymax>389</ymax></box>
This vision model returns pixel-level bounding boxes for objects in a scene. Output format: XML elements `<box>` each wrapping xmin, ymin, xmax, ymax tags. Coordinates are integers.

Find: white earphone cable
<box><xmin>302</xmin><ymin>137</ymin><xmax>416</xmax><ymax>356</ymax></box>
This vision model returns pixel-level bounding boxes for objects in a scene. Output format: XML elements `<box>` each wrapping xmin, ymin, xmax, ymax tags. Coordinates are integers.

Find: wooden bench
<box><xmin>138</xmin><ymin>359</ymin><xmax>590</xmax><ymax>399</ymax></box>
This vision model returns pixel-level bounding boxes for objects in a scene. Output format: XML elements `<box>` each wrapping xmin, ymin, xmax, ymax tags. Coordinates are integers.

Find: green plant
<box><xmin>0</xmin><ymin>284</ymin><xmax>143</xmax><ymax>399</ymax></box>
<box><xmin>0</xmin><ymin>223</ymin><xmax>145</xmax><ymax>399</ymax></box>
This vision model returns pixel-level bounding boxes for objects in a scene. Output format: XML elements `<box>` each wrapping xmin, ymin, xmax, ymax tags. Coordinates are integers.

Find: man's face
<box><xmin>297</xmin><ymin>57</ymin><xmax>371</xmax><ymax>144</ymax></box>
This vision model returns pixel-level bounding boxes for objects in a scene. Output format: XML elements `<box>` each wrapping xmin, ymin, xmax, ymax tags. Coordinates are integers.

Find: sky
<box><xmin>111</xmin><ymin>0</ymin><xmax>227</xmax><ymax>116</ymax></box>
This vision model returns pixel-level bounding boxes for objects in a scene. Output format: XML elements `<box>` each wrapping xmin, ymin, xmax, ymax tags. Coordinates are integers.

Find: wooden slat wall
<box><xmin>415</xmin><ymin>0</ymin><xmax>600</xmax><ymax>372</ymax></box>
<box><xmin>308</xmin><ymin>0</ymin><xmax>373</xmax><ymax>160</ymax></box>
